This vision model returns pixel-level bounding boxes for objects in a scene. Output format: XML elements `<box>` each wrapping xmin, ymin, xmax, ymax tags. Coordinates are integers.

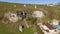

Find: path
<box><xmin>24</xmin><ymin>19</ymin><xmax>29</xmax><ymax>28</ymax></box>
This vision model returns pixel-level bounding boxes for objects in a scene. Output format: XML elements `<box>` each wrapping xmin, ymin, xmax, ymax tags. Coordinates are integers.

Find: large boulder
<box><xmin>33</xmin><ymin>11</ymin><xmax>45</xmax><ymax>18</ymax></box>
<box><xmin>4</xmin><ymin>12</ymin><xmax>18</xmax><ymax>22</ymax></box>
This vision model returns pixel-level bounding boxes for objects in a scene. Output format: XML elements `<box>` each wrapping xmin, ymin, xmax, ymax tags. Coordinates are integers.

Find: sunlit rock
<box><xmin>4</xmin><ymin>12</ymin><xmax>18</xmax><ymax>22</ymax></box>
<box><xmin>33</xmin><ymin>10</ymin><xmax>45</xmax><ymax>18</ymax></box>
<box><xmin>52</xmin><ymin>19</ymin><xmax>59</xmax><ymax>26</ymax></box>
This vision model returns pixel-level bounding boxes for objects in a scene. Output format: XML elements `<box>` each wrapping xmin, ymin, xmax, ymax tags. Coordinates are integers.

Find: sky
<box><xmin>0</xmin><ymin>0</ymin><xmax>60</xmax><ymax>4</ymax></box>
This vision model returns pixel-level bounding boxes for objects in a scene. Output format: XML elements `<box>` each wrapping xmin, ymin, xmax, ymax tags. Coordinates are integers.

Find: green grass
<box><xmin>0</xmin><ymin>23</ymin><xmax>15</xmax><ymax>34</ymax></box>
<box><xmin>0</xmin><ymin>21</ymin><xmax>35</xmax><ymax>34</ymax></box>
<box><xmin>0</xmin><ymin>2</ymin><xmax>60</xmax><ymax>34</ymax></box>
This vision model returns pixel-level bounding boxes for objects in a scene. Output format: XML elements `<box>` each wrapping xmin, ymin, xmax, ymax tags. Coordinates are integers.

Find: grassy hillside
<box><xmin>0</xmin><ymin>2</ymin><xmax>60</xmax><ymax>34</ymax></box>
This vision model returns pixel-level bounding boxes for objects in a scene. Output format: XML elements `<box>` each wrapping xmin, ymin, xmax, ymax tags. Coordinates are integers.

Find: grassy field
<box><xmin>0</xmin><ymin>2</ymin><xmax>60</xmax><ymax>34</ymax></box>
<box><xmin>0</xmin><ymin>20</ymin><xmax>35</xmax><ymax>34</ymax></box>
<box><xmin>0</xmin><ymin>2</ymin><xmax>36</xmax><ymax>34</ymax></box>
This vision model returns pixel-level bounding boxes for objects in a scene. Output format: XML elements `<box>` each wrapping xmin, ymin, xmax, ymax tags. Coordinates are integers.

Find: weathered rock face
<box><xmin>33</xmin><ymin>11</ymin><xmax>45</xmax><ymax>18</ymax></box>
<box><xmin>4</xmin><ymin>12</ymin><xmax>18</xmax><ymax>22</ymax></box>
<box><xmin>16</xmin><ymin>11</ymin><xmax>27</xmax><ymax>20</ymax></box>
<box><xmin>19</xmin><ymin>24</ymin><xmax>24</xmax><ymax>32</ymax></box>
<box><xmin>52</xmin><ymin>19</ymin><xmax>59</xmax><ymax>26</ymax></box>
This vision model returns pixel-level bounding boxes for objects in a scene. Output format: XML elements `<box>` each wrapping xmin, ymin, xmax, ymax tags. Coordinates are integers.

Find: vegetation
<box><xmin>0</xmin><ymin>2</ymin><xmax>60</xmax><ymax>34</ymax></box>
<box><xmin>26</xmin><ymin>16</ymin><xmax>37</xmax><ymax>25</ymax></box>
